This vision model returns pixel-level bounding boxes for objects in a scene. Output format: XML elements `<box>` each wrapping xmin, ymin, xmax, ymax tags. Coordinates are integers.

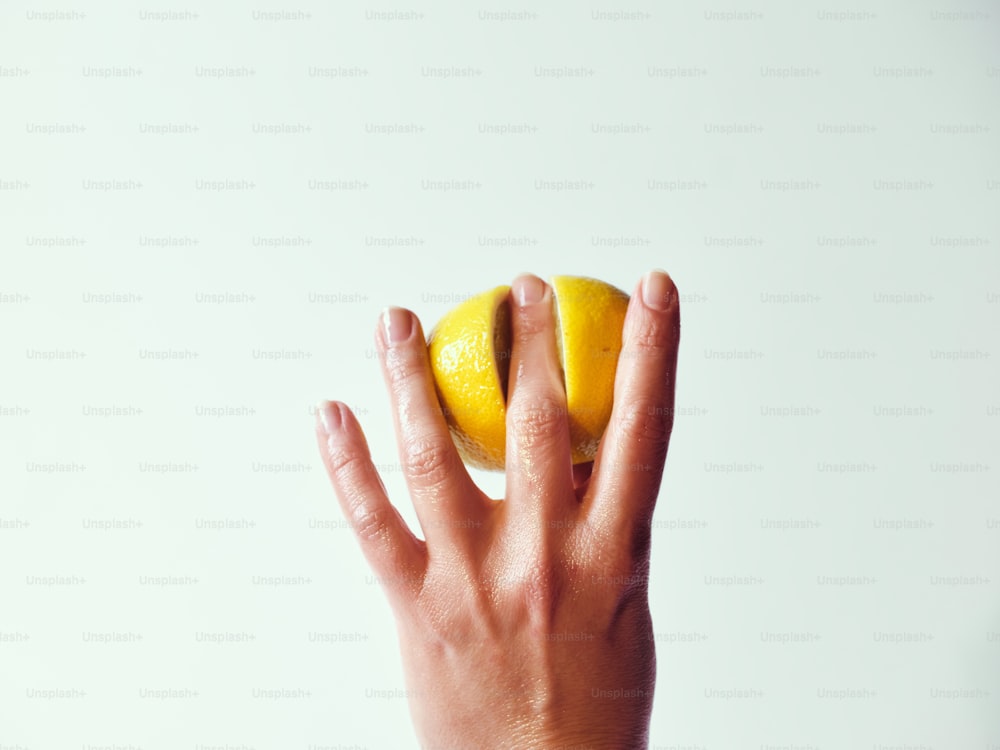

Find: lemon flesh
<box><xmin>427</xmin><ymin>276</ymin><xmax>629</xmax><ymax>471</ymax></box>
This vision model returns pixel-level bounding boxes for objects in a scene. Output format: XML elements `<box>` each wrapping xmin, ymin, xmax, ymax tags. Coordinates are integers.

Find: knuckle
<box><xmin>384</xmin><ymin>347</ymin><xmax>425</xmax><ymax>390</ymax></box>
<box><xmin>630</xmin><ymin>314</ymin><xmax>674</xmax><ymax>357</ymax></box>
<box><xmin>403</xmin><ymin>434</ymin><xmax>455</xmax><ymax>487</ymax></box>
<box><xmin>617</xmin><ymin>398</ymin><xmax>672</xmax><ymax>449</ymax></box>
<box><xmin>350</xmin><ymin>501</ymin><xmax>391</xmax><ymax>543</ymax></box>
<box><xmin>326</xmin><ymin>443</ymin><xmax>393</xmax><ymax>542</ymax></box>
<box><xmin>513</xmin><ymin>306</ymin><xmax>550</xmax><ymax>343</ymax></box>
<box><xmin>509</xmin><ymin>395</ymin><xmax>566</xmax><ymax>444</ymax></box>
<box><xmin>327</xmin><ymin>441</ymin><xmax>369</xmax><ymax>480</ymax></box>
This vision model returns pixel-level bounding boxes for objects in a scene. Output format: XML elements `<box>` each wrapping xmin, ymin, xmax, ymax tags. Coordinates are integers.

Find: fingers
<box><xmin>504</xmin><ymin>275</ymin><xmax>574</xmax><ymax>516</ymax></box>
<box><xmin>377</xmin><ymin>307</ymin><xmax>487</xmax><ymax>548</ymax></box>
<box><xmin>315</xmin><ymin>400</ymin><xmax>426</xmax><ymax>599</ymax></box>
<box><xmin>586</xmin><ymin>269</ymin><xmax>680</xmax><ymax>550</ymax></box>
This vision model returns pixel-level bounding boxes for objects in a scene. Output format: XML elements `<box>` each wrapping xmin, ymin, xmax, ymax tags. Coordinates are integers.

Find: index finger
<box><xmin>585</xmin><ymin>269</ymin><xmax>680</xmax><ymax>551</ymax></box>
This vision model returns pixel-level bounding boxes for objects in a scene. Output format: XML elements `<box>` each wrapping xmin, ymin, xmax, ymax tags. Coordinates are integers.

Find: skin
<box><xmin>315</xmin><ymin>270</ymin><xmax>681</xmax><ymax>750</ymax></box>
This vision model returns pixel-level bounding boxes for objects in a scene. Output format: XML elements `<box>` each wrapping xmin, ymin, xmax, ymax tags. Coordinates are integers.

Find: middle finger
<box><xmin>504</xmin><ymin>275</ymin><xmax>574</xmax><ymax>518</ymax></box>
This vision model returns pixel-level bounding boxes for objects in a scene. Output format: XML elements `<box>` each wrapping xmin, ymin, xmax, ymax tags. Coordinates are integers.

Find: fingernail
<box><xmin>317</xmin><ymin>400</ymin><xmax>344</xmax><ymax>434</ymax></box>
<box><xmin>513</xmin><ymin>275</ymin><xmax>545</xmax><ymax>306</ymax></box>
<box><xmin>382</xmin><ymin>307</ymin><xmax>414</xmax><ymax>345</ymax></box>
<box><xmin>641</xmin><ymin>269</ymin><xmax>672</xmax><ymax>311</ymax></box>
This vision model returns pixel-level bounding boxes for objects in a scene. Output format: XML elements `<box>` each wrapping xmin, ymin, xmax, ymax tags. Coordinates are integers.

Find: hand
<box><xmin>315</xmin><ymin>270</ymin><xmax>681</xmax><ymax>749</ymax></box>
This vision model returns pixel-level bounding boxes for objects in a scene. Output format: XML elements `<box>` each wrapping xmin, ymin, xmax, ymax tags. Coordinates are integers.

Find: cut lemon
<box><xmin>427</xmin><ymin>276</ymin><xmax>629</xmax><ymax>471</ymax></box>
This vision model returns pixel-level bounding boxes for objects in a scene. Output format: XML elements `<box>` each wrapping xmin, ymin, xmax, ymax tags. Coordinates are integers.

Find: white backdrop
<box><xmin>1</xmin><ymin>1</ymin><xmax>999</xmax><ymax>748</ymax></box>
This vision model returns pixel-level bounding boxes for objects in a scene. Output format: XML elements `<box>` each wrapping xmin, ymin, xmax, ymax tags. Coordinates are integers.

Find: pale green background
<box><xmin>1</xmin><ymin>1</ymin><xmax>999</xmax><ymax>748</ymax></box>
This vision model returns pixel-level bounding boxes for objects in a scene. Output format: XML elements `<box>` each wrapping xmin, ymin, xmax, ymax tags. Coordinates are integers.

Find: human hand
<box><xmin>315</xmin><ymin>270</ymin><xmax>680</xmax><ymax>749</ymax></box>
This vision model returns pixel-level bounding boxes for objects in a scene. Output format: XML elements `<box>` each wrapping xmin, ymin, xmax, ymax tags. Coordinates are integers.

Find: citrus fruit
<box><xmin>426</xmin><ymin>275</ymin><xmax>630</xmax><ymax>471</ymax></box>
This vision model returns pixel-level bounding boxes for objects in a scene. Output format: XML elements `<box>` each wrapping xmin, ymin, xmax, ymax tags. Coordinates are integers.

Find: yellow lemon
<box><xmin>427</xmin><ymin>276</ymin><xmax>630</xmax><ymax>471</ymax></box>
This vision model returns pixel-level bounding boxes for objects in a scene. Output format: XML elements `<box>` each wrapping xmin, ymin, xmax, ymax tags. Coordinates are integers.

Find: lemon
<box><xmin>426</xmin><ymin>276</ymin><xmax>630</xmax><ymax>471</ymax></box>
